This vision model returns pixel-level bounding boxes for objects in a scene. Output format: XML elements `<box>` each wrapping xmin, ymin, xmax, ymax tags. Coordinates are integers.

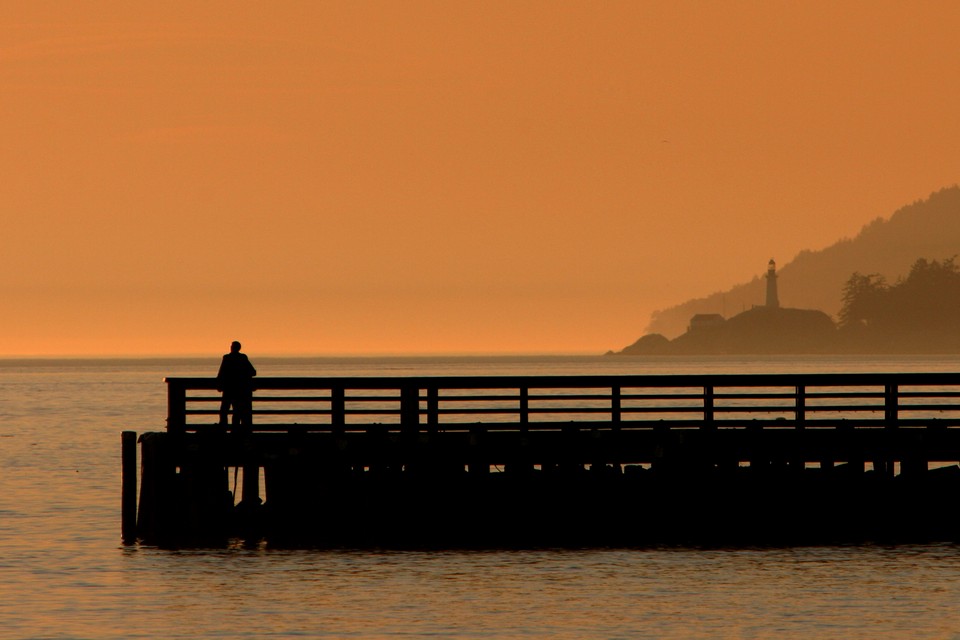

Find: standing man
<box><xmin>217</xmin><ymin>341</ymin><xmax>257</xmax><ymax>430</ymax></box>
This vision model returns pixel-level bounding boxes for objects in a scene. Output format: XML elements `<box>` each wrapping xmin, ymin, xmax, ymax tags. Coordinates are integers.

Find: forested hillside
<box><xmin>646</xmin><ymin>187</ymin><xmax>960</xmax><ymax>338</ymax></box>
<box><xmin>836</xmin><ymin>257</ymin><xmax>960</xmax><ymax>351</ymax></box>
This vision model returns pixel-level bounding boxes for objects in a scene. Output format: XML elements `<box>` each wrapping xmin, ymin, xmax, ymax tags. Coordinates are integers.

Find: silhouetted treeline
<box><xmin>837</xmin><ymin>257</ymin><xmax>960</xmax><ymax>351</ymax></box>
<box><xmin>646</xmin><ymin>186</ymin><xmax>960</xmax><ymax>339</ymax></box>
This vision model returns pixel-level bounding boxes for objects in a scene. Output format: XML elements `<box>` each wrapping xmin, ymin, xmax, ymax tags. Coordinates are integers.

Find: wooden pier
<box><xmin>124</xmin><ymin>373</ymin><xmax>960</xmax><ymax>546</ymax></box>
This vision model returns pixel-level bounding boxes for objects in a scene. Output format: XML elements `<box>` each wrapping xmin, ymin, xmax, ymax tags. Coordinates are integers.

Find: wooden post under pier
<box><xmin>121</xmin><ymin>430</ymin><xmax>137</xmax><ymax>544</ymax></box>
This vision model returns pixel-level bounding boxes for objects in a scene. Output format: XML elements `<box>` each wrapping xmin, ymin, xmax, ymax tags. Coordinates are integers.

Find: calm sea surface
<box><xmin>3</xmin><ymin>355</ymin><xmax>960</xmax><ymax>639</ymax></box>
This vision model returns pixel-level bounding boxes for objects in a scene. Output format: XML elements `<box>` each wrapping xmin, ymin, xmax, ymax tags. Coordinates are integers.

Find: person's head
<box><xmin>230</xmin><ymin>341</ymin><xmax>242</xmax><ymax>353</ymax></box>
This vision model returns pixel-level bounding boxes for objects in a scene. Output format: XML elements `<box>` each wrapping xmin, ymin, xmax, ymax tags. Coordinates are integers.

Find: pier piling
<box><xmin>121</xmin><ymin>430</ymin><xmax>137</xmax><ymax>544</ymax></box>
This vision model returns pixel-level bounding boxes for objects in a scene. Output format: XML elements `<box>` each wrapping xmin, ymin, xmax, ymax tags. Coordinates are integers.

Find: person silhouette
<box><xmin>217</xmin><ymin>341</ymin><xmax>257</xmax><ymax>430</ymax></box>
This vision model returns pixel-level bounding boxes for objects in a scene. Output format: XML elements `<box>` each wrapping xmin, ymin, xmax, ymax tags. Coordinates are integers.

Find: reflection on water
<box><xmin>57</xmin><ymin>545</ymin><xmax>960</xmax><ymax>639</ymax></box>
<box><xmin>3</xmin><ymin>356</ymin><xmax>960</xmax><ymax>638</ymax></box>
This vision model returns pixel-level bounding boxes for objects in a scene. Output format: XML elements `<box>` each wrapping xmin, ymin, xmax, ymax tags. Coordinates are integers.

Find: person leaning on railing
<box><xmin>216</xmin><ymin>341</ymin><xmax>257</xmax><ymax>431</ymax></box>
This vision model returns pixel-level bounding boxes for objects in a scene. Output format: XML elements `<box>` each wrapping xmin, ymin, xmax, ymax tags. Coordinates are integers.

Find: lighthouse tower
<box><xmin>765</xmin><ymin>259</ymin><xmax>779</xmax><ymax>308</ymax></box>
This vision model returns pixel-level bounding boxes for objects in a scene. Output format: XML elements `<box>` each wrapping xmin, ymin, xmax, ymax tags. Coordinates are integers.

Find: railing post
<box><xmin>791</xmin><ymin>385</ymin><xmax>806</xmax><ymax>473</ymax></box>
<box><xmin>795</xmin><ymin>385</ymin><xmax>806</xmax><ymax>428</ymax></box>
<box><xmin>883</xmin><ymin>383</ymin><xmax>899</xmax><ymax>478</ymax></box>
<box><xmin>519</xmin><ymin>387</ymin><xmax>529</xmax><ymax>435</ymax></box>
<box><xmin>611</xmin><ymin>386</ymin><xmax>621</xmax><ymax>428</ymax></box>
<box><xmin>166</xmin><ymin>379</ymin><xmax>186</xmax><ymax>433</ymax></box>
<box><xmin>885</xmin><ymin>384</ymin><xmax>899</xmax><ymax>428</ymax></box>
<box><xmin>401</xmin><ymin>384</ymin><xmax>419</xmax><ymax>435</ymax></box>
<box><xmin>427</xmin><ymin>387</ymin><xmax>439</xmax><ymax>435</ymax></box>
<box><xmin>331</xmin><ymin>386</ymin><xmax>345</xmax><ymax>436</ymax></box>
<box><xmin>703</xmin><ymin>385</ymin><xmax>715</xmax><ymax>429</ymax></box>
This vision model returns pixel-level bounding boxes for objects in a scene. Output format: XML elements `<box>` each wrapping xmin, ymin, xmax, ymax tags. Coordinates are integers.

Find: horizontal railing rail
<box><xmin>164</xmin><ymin>373</ymin><xmax>960</xmax><ymax>433</ymax></box>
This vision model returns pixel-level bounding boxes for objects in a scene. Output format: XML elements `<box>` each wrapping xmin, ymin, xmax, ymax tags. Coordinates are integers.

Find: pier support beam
<box><xmin>242</xmin><ymin>465</ymin><xmax>260</xmax><ymax>506</ymax></box>
<box><xmin>122</xmin><ymin>431</ymin><xmax>137</xmax><ymax>544</ymax></box>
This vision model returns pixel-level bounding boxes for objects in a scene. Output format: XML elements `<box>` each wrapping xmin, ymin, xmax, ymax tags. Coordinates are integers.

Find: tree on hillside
<box><xmin>838</xmin><ymin>257</ymin><xmax>960</xmax><ymax>333</ymax></box>
<box><xmin>884</xmin><ymin>257</ymin><xmax>960</xmax><ymax>332</ymax></box>
<box><xmin>838</xmin><ymin>272</ymin><xmax>886</xmax><ymax>329</ymax></box>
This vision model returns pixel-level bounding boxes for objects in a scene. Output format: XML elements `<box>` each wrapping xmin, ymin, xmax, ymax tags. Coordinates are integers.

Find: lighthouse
<box><xmin>765</xmin><ymin>259</ymin><xmax>779</xmax><ymax>308</ymax></box>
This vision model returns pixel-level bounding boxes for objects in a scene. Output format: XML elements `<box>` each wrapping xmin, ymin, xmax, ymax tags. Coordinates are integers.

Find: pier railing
<box><xmin>165</xmin><ymin>373</ymin><xmax>960</xmax><ymax>433</ymax></box>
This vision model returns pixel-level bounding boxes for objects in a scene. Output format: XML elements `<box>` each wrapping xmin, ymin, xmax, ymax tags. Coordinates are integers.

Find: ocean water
<box><xmin>3</xmin><ymin>355</ymin><xmax>960</xmax><ymax>639</ymax></box>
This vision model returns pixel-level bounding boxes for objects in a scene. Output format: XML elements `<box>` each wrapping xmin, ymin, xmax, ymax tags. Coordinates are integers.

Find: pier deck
<box><xmin>125</xmin><ymin>373</ymin><xmax>960</xmax><ymax>546</ymax></box>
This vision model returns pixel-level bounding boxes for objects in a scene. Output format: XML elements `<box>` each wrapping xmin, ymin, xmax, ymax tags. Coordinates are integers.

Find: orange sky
<box><xmin>3</xmin><ymin>1</ymin><xmax>960</xmax><ymax>355</ymax></box>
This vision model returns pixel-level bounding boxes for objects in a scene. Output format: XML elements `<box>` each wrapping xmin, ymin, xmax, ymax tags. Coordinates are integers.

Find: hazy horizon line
<box><xmin>0</xmin><ymin>350</ymin><xmax>606</xmax><ymax>360</ymax></box>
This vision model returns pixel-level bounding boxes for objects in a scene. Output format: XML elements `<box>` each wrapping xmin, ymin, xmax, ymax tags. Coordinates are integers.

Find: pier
<box><xmin>124</xmin><ymin>373</ymin><xmax>960</xmax><ymax>546</ymax></box>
